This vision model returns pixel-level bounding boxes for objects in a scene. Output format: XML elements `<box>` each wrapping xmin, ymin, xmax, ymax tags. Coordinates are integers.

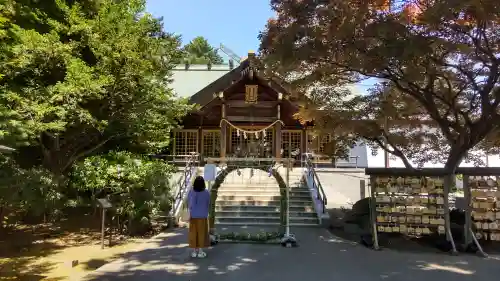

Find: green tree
<box><xmin>183</xmin><ymin>36</ymin><xmax>224</xmax><ymax>64</ymax></box>
<box><xmin>0</xmin><ymin>0</ymin><xmax>190</xmax><ymax>177</ymax></box>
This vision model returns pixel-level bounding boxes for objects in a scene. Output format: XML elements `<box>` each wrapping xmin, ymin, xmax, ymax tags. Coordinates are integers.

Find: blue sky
<box><xmin>146</xmin><ymin>0</ymin><xmax>274</xmax><ymax>59</ymax></box>
<box><xmin>146</xmin><ymin>0</ymin><xmax>375</xmax><ymax>93</ymax></box>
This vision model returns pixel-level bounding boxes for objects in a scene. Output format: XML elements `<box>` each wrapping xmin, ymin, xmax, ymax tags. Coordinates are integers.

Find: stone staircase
<box><xmin>214</xmin><ymin>168</ymin><xmax>320</xmax><ymax>227</ymax></box>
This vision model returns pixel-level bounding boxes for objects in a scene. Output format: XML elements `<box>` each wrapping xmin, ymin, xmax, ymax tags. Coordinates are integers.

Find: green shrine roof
<box><xmin>170</xmin><ymin>64</ymin><xmax>233</xmax><ymax>99</ymax></box>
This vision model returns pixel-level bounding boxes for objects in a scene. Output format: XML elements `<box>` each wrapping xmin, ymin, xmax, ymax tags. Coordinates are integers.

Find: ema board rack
<box><xmin>469</xmin><ymin>176</ymin><xmax>500</xmax><ymax>241</ymax></box>
<box><xmin>373</xmin><ymin>176</ymin><xmax>446</xmax><ymax>236</ymax></box>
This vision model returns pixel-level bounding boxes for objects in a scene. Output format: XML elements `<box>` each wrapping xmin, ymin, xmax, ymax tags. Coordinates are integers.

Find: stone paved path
<box><xmin>82</xmin><ymin>228</ymin><xmax>500</xmax><ymax>281</ymax></box>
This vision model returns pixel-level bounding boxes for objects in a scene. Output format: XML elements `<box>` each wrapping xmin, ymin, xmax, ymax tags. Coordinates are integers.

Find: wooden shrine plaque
<box><xmin>245</xmin><ymin>85</ymin><xmax>258</xmax><ymax>104</ymax></box>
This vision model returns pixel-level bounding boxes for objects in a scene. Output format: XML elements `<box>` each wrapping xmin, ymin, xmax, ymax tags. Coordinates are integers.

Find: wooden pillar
<box><xmin>275</xmin><ymin>104</ymin><xmax>282</xmax><ymax>160</ymax></box>
<box><xmin>220</xmin><ymin>102</ymin><xmax>227</xmax><ymax>160</ymax></box>
<box><xmin>198</xmin><ymin>128</ymin><xmax>203</xmax><ymax>159</ymax></box>
<box><xmin>198</xmin><ymin>115</ymin><xmax>203</xmax><ymax>160</ymax></box>
<box><xmin>301</xmin><ymin>128</ymin><xmax>307</xmax><ymax>156</ymax></box>
<box><xmin>275</xmin><ymin>123</ymin><xmax>282</xmax><ymax>160</ymax></box>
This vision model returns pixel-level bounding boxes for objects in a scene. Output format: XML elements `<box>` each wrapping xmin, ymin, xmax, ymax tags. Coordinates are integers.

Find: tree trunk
<box><xmin>388</xmin><ymin>148</ymin><xmax>413</xmax><ymax>169</ymax></box>
<box><xmin>92</xmin><ymin>193</ymin><xmax>98</xmax><ymax>216</ymax></box>
<box><xmin>399</xmin><ymin>154</ymin><xmax>413</xmax><ymax>169</ymax></box>
<box><xmin>0</xmin><ymin>205</ymin><xmax>4</xmax><ymax>230</ymax></box>
<box><xmin>371</xmin><ymin>138</ymin><xmax>413</xmax><ymax>169</ymax></box>
<box><xmin>442</xmin><ymin>148</ymin><xmax>467</xmax><ymax>254</ymax></box>
<box><xmin>41</xmin><ymin>134</ymin><xmax>113</xmax><ymax>180</ymax></box>
<box><xmin>128</xmin><ymin>216</ymin><xmax>133</xmax><ymax>235</ymax></box>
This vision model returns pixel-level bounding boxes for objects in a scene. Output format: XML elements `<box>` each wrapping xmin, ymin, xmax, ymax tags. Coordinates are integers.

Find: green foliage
<box><xmin>0</xmin><ymin>154</ymin><xmax>63</xmax><ymax>226</ymax></box>
<box><xmin>0</xmin><ymin>150</ymin><xmax>176</xmax><ymax>235</ymax></box>
<box><xmin>0</xmin><ymin>0</ymin><xmax>190</xmax><ymax>234</ymax></box>
<box><xmin>183</xmin><ymin>36</ymin><xmax>224</xmax><ymax>64</ymax></box>
<box><xmin>0</xmin><ymin>0</ymin><xmax>191</xmax><ymax>175</ymax></box>
<box><xmin>71</xmin><ymin>151</ymin><xmax>175</xmax><ymax>235</ymax></box>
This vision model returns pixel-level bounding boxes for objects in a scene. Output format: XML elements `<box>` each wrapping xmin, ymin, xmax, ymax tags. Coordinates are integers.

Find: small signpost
<box><xmin>0</xmin><ymin>145</ymin><xmax>15</xmax><ymax>153</ymax></box>
<box><xmin>204</xmin><ymin>161</ymin><xmax>218</xmax><ymax>242</ymax></box>
<box><xmin>97</xmin><ymin>198</ymin><xmax>112</xmax><ymax>249</ymax></box>
<box><xmin>204</xmin><ymin>162</ymin><xmax>217</xmax><ymax>190</ymax></box>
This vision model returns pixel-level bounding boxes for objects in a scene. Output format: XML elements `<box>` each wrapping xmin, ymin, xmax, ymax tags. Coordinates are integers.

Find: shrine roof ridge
<box><xmin>204</xmin><ymin>157</ymin><xmax>295</xmax><ymax>162</ymax></box>
<box><xmin>170</xmin><ymin>53</ymin><xmax>299</xmax><ymax>106</ymax></box>
<box><xmin>173</xmin><ymin>64</ymin><xmax>234</xmax><ymax>71</ymax></box>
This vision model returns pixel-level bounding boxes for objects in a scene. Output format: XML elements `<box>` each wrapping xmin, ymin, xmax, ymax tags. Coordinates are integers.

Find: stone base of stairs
<box><xmin>215</xmin><ymin>225</ymin><xmax>281</xmax><ymax>235</ymax></box>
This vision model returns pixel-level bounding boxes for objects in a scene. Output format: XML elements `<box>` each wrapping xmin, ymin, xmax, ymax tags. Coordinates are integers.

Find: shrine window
<box><xmin>306</xmin><ymin>131</ymin><xmax>317</xmax><ymax>153</ymax></box>
<box><xmin>282</xmin><ymin>130</ymin><xmax>302</xmax><ymax>159</ymax></box>
<box><xmin>229</xmin><ymin>127</ymin><xmax>274</xmax><ymax>157</ymax></box>
<box><xmin>173</xmin><ymin>130</ymin><xmax>198</xmax><ymax>155</ymax></box>
<box><xmin>319</xmin><ymin>134</ymin><xmax>333</xmax><ymax>154</ymax></box>
<box><xmin>202</xmin><ymin>130</ymin><xmax>220</xmax><ymax>157</ymax></box>
<box><xmin>306</xmin><ymin>132</ymin><xmax>334</xmax><ymax>163</ymax></box>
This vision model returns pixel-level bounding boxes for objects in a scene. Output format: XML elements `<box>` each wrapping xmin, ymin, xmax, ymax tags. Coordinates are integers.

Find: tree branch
<box><xmin>61</xmin><ymin>136</ymin><xmax>115</xmax><ymax>173</ymax></box>
<box><xmin>368</xmin><ymin>136</ymin><xmax>414</xmax><ymax>169</ymax></box>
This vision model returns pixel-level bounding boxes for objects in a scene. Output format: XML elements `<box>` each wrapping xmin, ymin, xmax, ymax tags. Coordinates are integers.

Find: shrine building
<box><xmin>168</xmin><ymin>52</ymin><xmax>369</xmax><ymax>167</ymax></box>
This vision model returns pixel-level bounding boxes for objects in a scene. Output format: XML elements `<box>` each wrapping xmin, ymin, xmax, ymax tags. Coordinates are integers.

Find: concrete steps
<box><xmin>215</xmin><ymin>216</ymin><xmax>319</xmax><ymax>225</ymax></box>
<box><xmin>216</xmin><ymin>199</ymin><xmax>315</xmax><ymax>207</ymax></box>
<box><xmin>214</xmin><ymin>168</ymin><xmax>319</xmax><ymax>227</ymax></box>
<box><xmin>216</xmin><ymin>210</ymin><xmax>317</xmax><ymax>218</ymax></box>
<box><xmin>215</xmin><ymin>205</ymin><xmax>316</xmax><ymax>213</ymax></box>
<box><xmin>218</xmin><ymin>188</ymin><xmax>311</xmax><ymax>196</ymax></box>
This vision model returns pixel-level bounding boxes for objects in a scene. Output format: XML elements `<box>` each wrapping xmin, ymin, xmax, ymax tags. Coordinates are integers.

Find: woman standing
<box><xmin>187</xmin><ymin>176</ymin><xmax>211</xmax><ymax>258</ymax></box>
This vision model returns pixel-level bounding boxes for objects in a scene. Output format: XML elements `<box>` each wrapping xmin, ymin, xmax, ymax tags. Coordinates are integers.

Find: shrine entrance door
<box><xmin>229</xmin><ymin>126</ymin><xmax>275</xmax><ymax>158</ymax></box>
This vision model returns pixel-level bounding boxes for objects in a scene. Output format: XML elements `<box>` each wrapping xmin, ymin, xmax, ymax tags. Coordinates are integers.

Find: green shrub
<box><xmin>71</xmin><ymin>151</ymin><xmax>175</xmax><ymax>235</ymax></box>
<box><xmin>0</xmin><ymin>154</ymin><xmax>65</xmax><ymax>226</ymax></box>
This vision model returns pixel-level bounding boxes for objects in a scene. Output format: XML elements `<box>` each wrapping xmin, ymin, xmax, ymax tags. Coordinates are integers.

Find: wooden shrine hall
<box><xmin>169</xmin><ymin>51</ymin><xmax>366</xmax><ymax>166</ymax></box>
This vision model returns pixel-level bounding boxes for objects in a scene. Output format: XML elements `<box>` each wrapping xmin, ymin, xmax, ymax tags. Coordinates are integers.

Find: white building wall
<box><xmin>334</xmin><ymin>142</ymin><xmax>369</xmax><ymax>167</ymax></box>
<box><xmin>367</xmin><ymin>147</ymin><xmax>500</xmax><ymax>168</ymax></box>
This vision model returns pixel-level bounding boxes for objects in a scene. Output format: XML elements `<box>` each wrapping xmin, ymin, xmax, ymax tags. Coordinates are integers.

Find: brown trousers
<box><xmin>188</xmin><ymin>218</ymin><xmax>209</xmax><ymax>249</ymax></box>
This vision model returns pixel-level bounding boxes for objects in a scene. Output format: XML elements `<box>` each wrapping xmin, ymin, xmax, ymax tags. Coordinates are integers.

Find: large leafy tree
<box><xmin>0</xmin><ymin>0</ymin><xmax>190</xmax><ymax>177</ymax></box>
<box><xmin>296</xmin><ymin>83</ymin><xmax>437</xmax><ymax>168</ymax></box>
<box><xmin>300</xmin><ymin>82</ymin><xmax>491</xmax><ymax>169</ymax></box>
<box><xmin>183</xmin><ymin>36</ymin><xmax>224</xmax><ymax>64</ymax></box>
<box><xmin>260</xmin><ymin>0</ymin><xmax>500</xmax><ymax>251</ymax></box>
<box><xmin>260</xmin><ymin>0</ymin><xmax>500</xmax><ymax>173</ymax></box>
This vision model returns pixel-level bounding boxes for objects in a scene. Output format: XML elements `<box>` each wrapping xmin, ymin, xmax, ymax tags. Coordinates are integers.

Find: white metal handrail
<box><xmin>301</xmin><ymin>153</ymin><xmax>327</xmax><ymax>214</ymax></box>
<box><xmin>307</xmin><ymin>153</ymin><xmax>359</xmax><ymax>168</ymax></box>
<box><xmin>170</xmin><ymin>153</ymin><xmax>199</xmax><ymax>220</ymax></box>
